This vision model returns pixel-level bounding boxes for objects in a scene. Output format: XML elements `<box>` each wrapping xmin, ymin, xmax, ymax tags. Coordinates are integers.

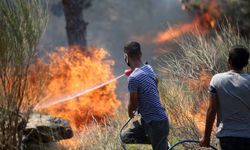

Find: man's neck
<box><xmin>131</xmin><ymin>61</ymin><xmax>143</xmax><ymax>70</ymax></box>
<box><xmin>230</xmin><ymin>68</ymin><xmax>243</xmax><ymax>73</ymax></box>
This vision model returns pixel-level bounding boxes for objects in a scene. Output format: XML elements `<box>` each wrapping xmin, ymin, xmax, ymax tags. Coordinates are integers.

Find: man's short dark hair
<box><xmin>229</xmin><ymin>46</ymin><xmax>249</xmax><ymax>69</ymax></box>
<box><xmin>124</xmin><ymin>41</ymin><xmax>142</xmax><ymax>58</ymax></box>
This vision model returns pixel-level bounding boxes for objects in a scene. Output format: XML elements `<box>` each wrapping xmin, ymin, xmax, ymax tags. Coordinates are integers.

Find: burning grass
<box><xmin>154</xmin><ymin>0</ymin><xmax>220</xmax><ymax>44</ymax></box>
<box><xmin>25</xmin><ymin>46</ymin><xmax>123</xmax><ymax>149</ymax></box>
<box><xmin>34</xmin><ymin>46</ymin><xmax>120</xmax><ymax>130</ymax></box>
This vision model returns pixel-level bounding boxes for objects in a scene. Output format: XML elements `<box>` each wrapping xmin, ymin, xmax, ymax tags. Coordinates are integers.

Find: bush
<box><xmin>0</xmin><ymin>0</ymin><xmax>48</xmax><ymax>149</ymax></box>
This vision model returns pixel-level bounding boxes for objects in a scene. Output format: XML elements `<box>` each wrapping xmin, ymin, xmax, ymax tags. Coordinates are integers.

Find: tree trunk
<box><xmin>62</xmin><ymin>0</ymin><xmax>91</xmax><ymax>48</ymax></box>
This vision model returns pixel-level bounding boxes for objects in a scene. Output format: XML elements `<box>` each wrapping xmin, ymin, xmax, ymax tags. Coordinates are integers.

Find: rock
<box><xmin>23</xmin><ymin>113</ymin><xmax>73</xmax><ymax>144</ymax></box>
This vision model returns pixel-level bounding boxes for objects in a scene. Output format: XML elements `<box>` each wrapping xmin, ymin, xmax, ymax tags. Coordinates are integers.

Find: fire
<box><xmin>187</xmin><ymin>70</ymin><xmax>212</xmax><ymax>92</ymax></box>
<box><xmin>37</xmin><ymin>47</ymin><xmax>120</xmax><ymax>130</ymax></box>
<box><xmin>153</xmin><ymin>19</ymin><xmax>199</xmax><ymax>44</ymax></box>
<box><xmin>154</xmin><ymin>0</ymin><xmax>220</xmax><ymax>44</ymax></box>
<box><xmin>187</xmin><ymin>70</ymin><xmax>212</xmax><ymax>132</ymax></box>
<box><xmin>193</xmin><ymin>99</ymin><xmax>208</xmax><ymax>133</ymax></box>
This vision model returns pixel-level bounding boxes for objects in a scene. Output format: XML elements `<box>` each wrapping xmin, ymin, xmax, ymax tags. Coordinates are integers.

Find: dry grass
<box><xmin>157</xmin><ymin>22</ymin><xmax>250</xmax><ymax>149</ymax></box>
<box><xmin>57</xmin><ymin>106</ymin><xmax>151</xmax><ymax>150</ymax></box>
<box><xmin>158</xmin><ymin>23</ymin><xmax>250</xmax><ymax>79</ymax></box>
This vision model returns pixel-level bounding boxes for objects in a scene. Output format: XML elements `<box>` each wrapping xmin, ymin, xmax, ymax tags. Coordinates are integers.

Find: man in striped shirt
<box><xmin>122</xmin><ymin>41</ymin><xmax>169</xmax><ymax>150</ymax></box>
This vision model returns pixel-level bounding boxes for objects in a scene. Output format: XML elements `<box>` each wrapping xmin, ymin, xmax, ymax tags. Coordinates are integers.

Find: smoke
<box><xmin>38</xmin><ymin>0</ymin><xmax>193</xmax><ymax>98</ymax></box>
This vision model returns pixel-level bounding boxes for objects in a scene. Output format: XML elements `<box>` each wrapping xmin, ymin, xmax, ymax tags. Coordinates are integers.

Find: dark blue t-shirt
<box><xmin>128</xmin><ymin>64</ymin><xmax>167</xmax><ymax>123</ymax></box>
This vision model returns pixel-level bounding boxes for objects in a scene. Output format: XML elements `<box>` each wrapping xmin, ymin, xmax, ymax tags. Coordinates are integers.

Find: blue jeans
<box><xmin>122</xmin><ymin>118</ymin><xmax>169</xmax><ymax>150</ymax></box>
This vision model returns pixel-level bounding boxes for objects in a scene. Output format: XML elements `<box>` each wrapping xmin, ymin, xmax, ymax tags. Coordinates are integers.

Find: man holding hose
<box><xmin>122</xmin><ymin>41</ymin><xmax>169</xmax><ymax>150</ymax></box>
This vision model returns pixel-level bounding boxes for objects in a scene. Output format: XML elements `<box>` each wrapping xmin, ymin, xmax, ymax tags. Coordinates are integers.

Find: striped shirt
<box><xmin>128</xmin><ymin>64</ymin><xmax>167</xmax><ymax>123</ymax></box>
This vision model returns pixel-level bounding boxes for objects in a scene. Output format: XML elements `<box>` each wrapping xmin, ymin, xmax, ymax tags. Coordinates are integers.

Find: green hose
<box><xmin>119</xmin><ymin>118</ymin><xmax>218</xmax><ymax>150</ymax></box>
<box><xmin>168</xmin><ymin>139</ymin><xmax>217</xmax><ymax>150</ymax></box>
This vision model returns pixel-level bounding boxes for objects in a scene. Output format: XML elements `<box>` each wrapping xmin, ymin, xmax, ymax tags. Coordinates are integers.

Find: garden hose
<box><xmin>168</xmin><ymin>139</ymin><xmax>218</xmax><ymax>150</ymax></box>
<box><xmin>118</xmin><ymin>117</ymin><xmax>133</xmax><ymax>150</ymax></box>
<box><xmin>119</xmin><ymin>118</ymin><xmax>218</xmax><ymax>150</ymax></box>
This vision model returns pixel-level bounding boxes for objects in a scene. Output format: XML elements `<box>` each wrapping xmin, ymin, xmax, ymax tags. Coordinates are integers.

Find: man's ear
<box><xmin>124</xmin><ymin>53</ymin><xmax>128</xmax><ymax>62</ymax></box>
<box><xmin>124</xmin><ymin>53</ymin><xmax>128</xmax><ymax>58</ymax></box>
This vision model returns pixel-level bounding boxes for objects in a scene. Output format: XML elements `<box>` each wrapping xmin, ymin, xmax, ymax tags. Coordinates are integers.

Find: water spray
<box><xmin>34</xmin><ymin>73</ymin><xmax>125</xmax><ymax>110</ymax></box>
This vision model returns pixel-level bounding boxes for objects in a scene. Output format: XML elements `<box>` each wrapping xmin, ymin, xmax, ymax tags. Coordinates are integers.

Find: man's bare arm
<box><xmin>128</xmin><ymin>92</ymin><xmax>138</xmax><ymax>118</ymax></box>
<box><xmin>200</xmin><ymin>94</ymin><xmax>218</xmax><ymax>147</ymax></box>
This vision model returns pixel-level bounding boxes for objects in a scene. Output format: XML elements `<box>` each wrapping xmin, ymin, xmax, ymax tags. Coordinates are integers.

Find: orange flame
<box><xmin>36</xmin><ymin>47</ymin><xmax>120</xmax><ymax>130</ymax></box>
<box><xmin>154</xmin><ymin>0</ymin><xmax>220</xmax><ymax>44</ymax></box>
<box><xmin>187</xmin><ymin>70</ymin><xmax>212</xmax><ymax>132</ymax></box>
<box><xmin>187</xmin><ymin>70</ymin><xmax>212</xmax><ymax>92</ymax></box>
<box><xmin>153</xmin><ymin>19</ymin><xmax>200</xmax><ymax>44</ymax></box>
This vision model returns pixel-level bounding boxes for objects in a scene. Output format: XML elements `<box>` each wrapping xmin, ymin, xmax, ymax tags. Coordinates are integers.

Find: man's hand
<box><xmin>200</xmin><ymin>137</ymin><xmax>210</xmax><ymax>147</ymax></box>
<box><xmin>124</xmin><ymin>69</ymin><xmax>133</xmax><ymax>77</ymax></box>
<box><xmin>128</xmin><ymin>110</ymin><xmax>135</xmax><ymax>118</ymax></box>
